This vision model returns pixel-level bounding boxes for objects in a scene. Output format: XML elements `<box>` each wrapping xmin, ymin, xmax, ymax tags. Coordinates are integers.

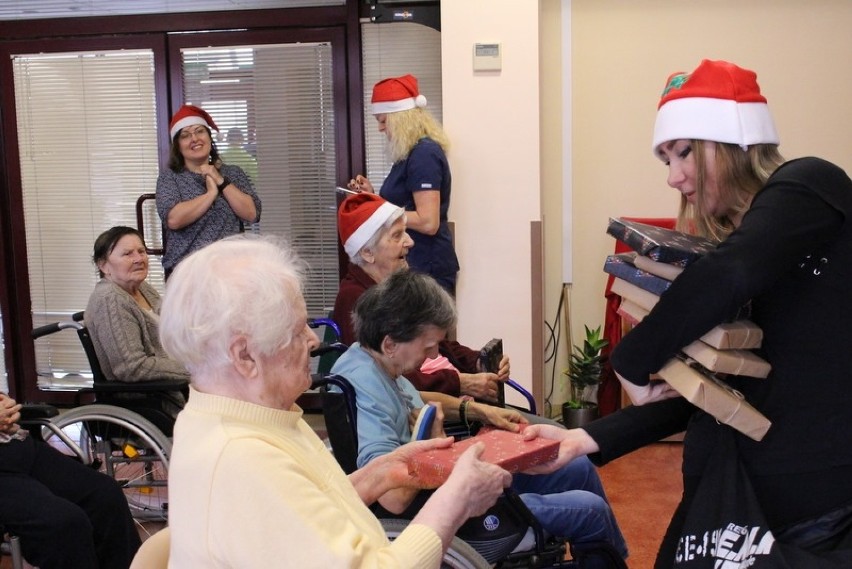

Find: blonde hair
<box><xmin>385</xmin><ymin>108</ymin><xmax>450</xmax><ymax>163</ymax></box>
<box><xmin>676</xmin><ymin>141</ymin><xmax>785</xmax><ymax>241</ymax></box>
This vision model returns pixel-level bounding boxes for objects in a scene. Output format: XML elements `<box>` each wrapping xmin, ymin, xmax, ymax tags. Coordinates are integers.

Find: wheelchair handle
<box><xmin>32</xmin><ymin>319</ymin><xmax>82</xmax><ymax>340</ymax></box>
<box><xmin>308</xmin><ymin>317</ymin><xmax>342</xmax><ymax>341</ymax></box>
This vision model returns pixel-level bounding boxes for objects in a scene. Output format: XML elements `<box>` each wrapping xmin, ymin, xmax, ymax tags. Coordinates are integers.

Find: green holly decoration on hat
<box><xmin>661</xmin><ymin>73</ymin><xmax>690</xmax><ymax>97</ymax></box>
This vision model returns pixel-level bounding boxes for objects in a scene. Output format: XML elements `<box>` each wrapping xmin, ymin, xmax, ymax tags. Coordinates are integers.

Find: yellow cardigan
<box><xmin>168</xmin><ymin>387</ymin><xmax>442</xmax><ymax>568</ymax></box>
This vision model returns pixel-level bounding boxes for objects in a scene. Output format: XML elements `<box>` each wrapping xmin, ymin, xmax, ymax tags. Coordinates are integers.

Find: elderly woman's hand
<box><xmin>469</xmin><ymin>402</ymin><xmax>527</xmax><ymax>433</ymax></box>
<box><xmin>381</xmin><ymin>437</ymin><xmax>456</xmax><ymax>490</ymax></box>
<box><xmin>458</xmin><ymin>372</ymin><xmax>501</xmax><ymax>402</ymax></box>
<box><xmin>496</xmin><ymin>355</ymin><xmax>510</xmax><ymax>381</ymax></box>
<box><xmin>0</xmin><ymin>394</ymin><xmax>22</xmax><ymax>435</ymax></box>
<box><xmin>441</xmin><ymin>443</ymin><xmax>511</xmax><ymax>517</ymax></box>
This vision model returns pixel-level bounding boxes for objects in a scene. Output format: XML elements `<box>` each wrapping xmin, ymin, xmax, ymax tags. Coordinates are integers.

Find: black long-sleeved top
<box><xmin>585</xmin><ymin>157</ymin><xmax>852</xmax><ymax>529</ymax></box>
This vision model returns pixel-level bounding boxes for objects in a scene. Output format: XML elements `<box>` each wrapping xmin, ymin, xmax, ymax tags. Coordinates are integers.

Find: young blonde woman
<box><xmin>348</xmin><ymin>74</ymin><xmax>459</xmax><ymax>294</ymax></box>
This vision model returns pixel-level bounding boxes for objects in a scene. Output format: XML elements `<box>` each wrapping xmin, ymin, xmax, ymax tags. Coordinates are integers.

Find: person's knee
<box><xmin>52</xmin><ymin>501</ymin><xmax>95</xmax><ymax>538</ymax></box>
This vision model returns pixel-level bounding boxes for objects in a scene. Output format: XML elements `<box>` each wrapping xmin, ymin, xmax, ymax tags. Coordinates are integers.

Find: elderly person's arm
<box><xmin>348</xmin><ymin>437</ymin><xmax>454</xmax><ymax>505</ymax></box>
<box><xmin>350</xmin><ymin>438</ymin><xmax>511</xmax><ymax>550</ymax></box>
<box><xmin>420</xmin><ymin>391</ymin><xmax>527</xmax><ymax>433</ymax></box>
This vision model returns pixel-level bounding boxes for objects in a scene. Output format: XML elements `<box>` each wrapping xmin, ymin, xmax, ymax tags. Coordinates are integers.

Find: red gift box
<box><xmin>409</xmin><ymin>426</ymin><xmax>560</xmax><ymax>486</ymax></box>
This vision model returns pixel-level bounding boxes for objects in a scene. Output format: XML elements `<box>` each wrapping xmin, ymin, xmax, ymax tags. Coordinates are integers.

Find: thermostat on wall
<box><xmin>473</xmin><ymin>43</ymin><xmax>502</xmax><ymax>72</ymax></box>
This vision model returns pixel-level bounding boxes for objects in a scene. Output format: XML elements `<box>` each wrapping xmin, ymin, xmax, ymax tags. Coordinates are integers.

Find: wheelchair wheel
<box><xmin>381</xmin><ymin>518</ymin><xmax>491</xmax><ymax>569</ymax></box>
<box><xmin>42</xmin><ymin>404</ymin><xmax>171</xmax><ymax>522</ymax></box>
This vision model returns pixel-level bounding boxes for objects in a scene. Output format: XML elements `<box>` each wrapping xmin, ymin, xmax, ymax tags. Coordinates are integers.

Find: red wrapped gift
<box><xmin>409</xmin><ymin>426</ymin><xmax>560</xmax><ymax>486</ymax></box>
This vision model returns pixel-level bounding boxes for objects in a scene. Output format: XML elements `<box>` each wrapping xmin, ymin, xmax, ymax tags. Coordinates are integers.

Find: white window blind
<box><xmin>181</xmin><ymin>42</ymin><xmax>338</xmax><ymax>316</ymax></box>
<box><xmin>13</xmin><ymin>49</ymin><xmax>161</xmax><ymax>387</ymax></box>
<box><xmin>360</xmin><ymin>22</ymin><xmax>443</xmax><ymax>188</ymax></box>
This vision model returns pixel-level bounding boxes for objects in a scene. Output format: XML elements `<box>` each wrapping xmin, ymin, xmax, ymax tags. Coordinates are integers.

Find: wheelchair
<box><xmin>314</xmin><ymin>373</ymin><xmax>628</xmax><ymax>568</ymax></box>
<box><xmin>31</xmin><ymin>315</ymin><xmax>185</xmax><ymax>523</ymax></box>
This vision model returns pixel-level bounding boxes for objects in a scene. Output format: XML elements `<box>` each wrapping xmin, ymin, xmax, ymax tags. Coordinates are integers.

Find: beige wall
<box><xmin>441</xmin><ymin>1</ymin><xmax>543</xmax><ymax>405</ymax></box>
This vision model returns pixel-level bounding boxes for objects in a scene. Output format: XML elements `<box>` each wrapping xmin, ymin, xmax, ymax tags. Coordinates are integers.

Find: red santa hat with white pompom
<box><xmin>370</xmin><ymin>74</ymin><xmax>428</xmax><ymax>115</ymax></box>
<box><xmin>169</xmin><ymin>104</ymin><xmax>219</xmax><ymax>140</ymax></box>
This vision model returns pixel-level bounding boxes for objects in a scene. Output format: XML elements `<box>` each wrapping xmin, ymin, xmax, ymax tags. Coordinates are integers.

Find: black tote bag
<box><xmin>673</xmin><ymin>427</ymin><xmax>852</xmax><ymax>568</ymax></box>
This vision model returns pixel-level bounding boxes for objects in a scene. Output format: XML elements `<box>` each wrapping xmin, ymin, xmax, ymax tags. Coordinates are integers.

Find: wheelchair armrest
<box><xmin>310</xmin><ymin>342</ymin><xmax>347</xmax><ymax>358</ymax></box>
<box><xmin>19</xmin><ymin>403</ymin><xmax>60</xmax><ymax>421</ymax></box>
<box><xmin>87</xmin><ymin>379</ymin><xmax>189</xmax><ymax>393</ymax></box>
<box><xmin>75</xmin><ymin>378</ymin><xmax>190</xmax><ymax>406</ymax></box>
<box><xmin>18</xmin><ymin>405</ymin><xmax>90</xmax><ymax>464</ymax></box>
<box><xmin>504</xmin><ymin>379</ymin><xmax>537</xmax><ymax>415</ymax></box>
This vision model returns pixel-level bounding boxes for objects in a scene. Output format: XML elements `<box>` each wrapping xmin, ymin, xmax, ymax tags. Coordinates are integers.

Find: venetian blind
<box><xmin>180</xmin><ymin>42</ymin><xmax>338</xmax><ymax>316</ymax></box>
<box><xmin>13</xmin><ymin>49</ymin><xmax>161</xmax><ymax>385</ymax></box>
<box><xmin>360</xmin><ymin>22</ymin><xmax>443</xmax><ymax>188</ymax></box>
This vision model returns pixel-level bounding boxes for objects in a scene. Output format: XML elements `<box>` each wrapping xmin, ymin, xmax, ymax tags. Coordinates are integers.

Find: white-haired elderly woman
<box><xmin>160</xmin><ymin>235</ymin><xmax>510</xmax><ymax>568</ymax></box>
<box><xmin>333</xmin><ymin>192</ymin><xmax>510</xmax><ymax>403</ymax></box>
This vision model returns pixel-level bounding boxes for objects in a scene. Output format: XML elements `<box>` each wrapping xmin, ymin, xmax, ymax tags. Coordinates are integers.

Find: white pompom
<box><xmin>415</xmin><ymin>94</ymin><xmax>428</xmax><ymax>108</ymax></box>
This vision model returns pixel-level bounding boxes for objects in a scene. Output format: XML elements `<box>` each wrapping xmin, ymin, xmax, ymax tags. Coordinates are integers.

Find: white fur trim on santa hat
<box><xmin>170</xmin><ymin>116</ymin><xmax>212</xmax><ymax>140</ymax></box>
<box><xmin>372</xmin><ymin>94</ymin><xmax>427</xmax><ymax>115</ymax></box>
<box><xmin>343</xmin><ymin>201</ymin><xmax>400</xmax><ymax>258</ymax></box>
<box><xmin>653</xmin><ymin>97</ymin><xmax>779</xmax><ymax>153</ymax></box>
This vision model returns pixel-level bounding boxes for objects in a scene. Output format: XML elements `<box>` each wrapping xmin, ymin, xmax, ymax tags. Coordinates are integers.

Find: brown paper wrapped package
<box><xmin>682</xmin><ymin>340</ymin><xmax>771</xmax><ymax>378</ymax></box>
<box><xmin>699</xmin><ymin>320</ymin><xmax>764</xmax><ymax>350</ymax></box>
<box><xmin>658</xmin><ymin>358</ymin><xmax>772</xmax><ymax>441</ymax></box>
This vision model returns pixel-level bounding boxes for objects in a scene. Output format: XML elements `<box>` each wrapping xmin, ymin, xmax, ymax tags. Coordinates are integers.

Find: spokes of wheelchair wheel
<box><xmin>103</xmin><ymin>427</ymin><xmax>169</xmax><ymax>522</ymax></box>
<box><xmin>44</xmin><ymin>418</ymin><xmax>169</xmax><ymax>522</ymax></box>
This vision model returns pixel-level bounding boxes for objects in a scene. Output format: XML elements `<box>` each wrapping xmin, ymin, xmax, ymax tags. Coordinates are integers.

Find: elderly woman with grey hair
<box><xmin>160</xmin><ymin>235</ymin><xmax>510</xmax><ymax>568</ymax></box>
<box><xmin>331</xmin><ymin>270</ymin><xmax>628</xmax><ymax>560</ymax></box>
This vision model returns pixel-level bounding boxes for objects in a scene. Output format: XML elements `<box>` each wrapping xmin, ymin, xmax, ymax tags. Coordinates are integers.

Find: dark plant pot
<box><xmin>561</xmin><ymin>402</ymin><xmax>599</xmax><ymax>429</ymax></box>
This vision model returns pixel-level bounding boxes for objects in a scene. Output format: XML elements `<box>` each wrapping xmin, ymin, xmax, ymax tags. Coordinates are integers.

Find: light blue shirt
<box><xmin>330</xmin><ymin>343</ymin><xmax>425</xmax><ymax>468</ymax></box>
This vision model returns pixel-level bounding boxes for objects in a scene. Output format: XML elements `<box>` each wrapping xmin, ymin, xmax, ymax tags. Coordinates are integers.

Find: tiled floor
<box><xmin>598</xmin><ymin>441</ymin><xmax>684</xmax><ymax>569</ymax></box>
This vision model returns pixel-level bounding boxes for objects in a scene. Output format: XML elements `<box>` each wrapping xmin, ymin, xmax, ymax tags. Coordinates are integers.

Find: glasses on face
<box><xmin>178</xmin><ymin>126</ymin><xmax>208</xmax><ymax>141</ymax></box>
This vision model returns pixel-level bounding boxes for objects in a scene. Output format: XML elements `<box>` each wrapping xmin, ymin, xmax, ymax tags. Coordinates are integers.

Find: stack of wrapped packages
<box><xmin>604</xmin><ymin>217</ymin><xmax>772</xmax><ymax>441</ymax></box>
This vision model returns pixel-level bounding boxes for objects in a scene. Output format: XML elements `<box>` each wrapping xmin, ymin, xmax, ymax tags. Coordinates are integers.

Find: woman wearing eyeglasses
<box><xmin>155</xmin><ymin>104</ymin><xmax>262</xmax><ymax>277</ymax></box>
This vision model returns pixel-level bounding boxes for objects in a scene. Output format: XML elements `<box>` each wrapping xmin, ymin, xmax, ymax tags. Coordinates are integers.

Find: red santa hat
<box><xmin>169</xmin><ymin>104</ymin><xmax>219</xmax><ymax>140</ymax></box>
<box><xmin>652</xmin><ymin>60</ymin><xmax>779</xmax><ymax>153</ymax></box>
<box><xmin>371</xmin><ymin>74</ymin><xmax>428</xmax><ymax>115</ymax></box>
<box><xmin>338</xmin><ymin>193</ymin><xmax>402</xmax><ymax>258</ymax></box>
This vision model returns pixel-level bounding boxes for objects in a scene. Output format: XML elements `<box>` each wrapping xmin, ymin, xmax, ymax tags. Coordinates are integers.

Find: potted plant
<box><xmin>561</xmin><ymin>325</ymin><xmax>608</xmax><ymax>428</ymax></box>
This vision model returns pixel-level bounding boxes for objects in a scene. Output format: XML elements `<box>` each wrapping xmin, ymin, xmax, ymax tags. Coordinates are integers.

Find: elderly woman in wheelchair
<box><xmin>85</xmin><ymin>226</ymin><xmax>190</xmax><ymax>429</ymax></box>
<box><xmin>330</xmin><ymin>270</ymin><xmax>629</xmax><ymax>564</ymax></box>
<box><xmin>160</xmin><ymin>235</ymin><xmax>512</xmax><ymax>567</ymax></box>
<box><xmin>0</xmin><ymin>393</ymin><xmax>140</xmax><ymax>569</ymax></box>
<box><xmin>333</xmin><ymin>192</ymin><xmax>510</xmax><ymax>402</ymax></box>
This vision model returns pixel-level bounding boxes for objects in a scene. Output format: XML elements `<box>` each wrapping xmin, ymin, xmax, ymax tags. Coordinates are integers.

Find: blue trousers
<box><xmin>513</xmin><ymin>456</ymin><xmax>628</xmax><ymax>558</ymax></box>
